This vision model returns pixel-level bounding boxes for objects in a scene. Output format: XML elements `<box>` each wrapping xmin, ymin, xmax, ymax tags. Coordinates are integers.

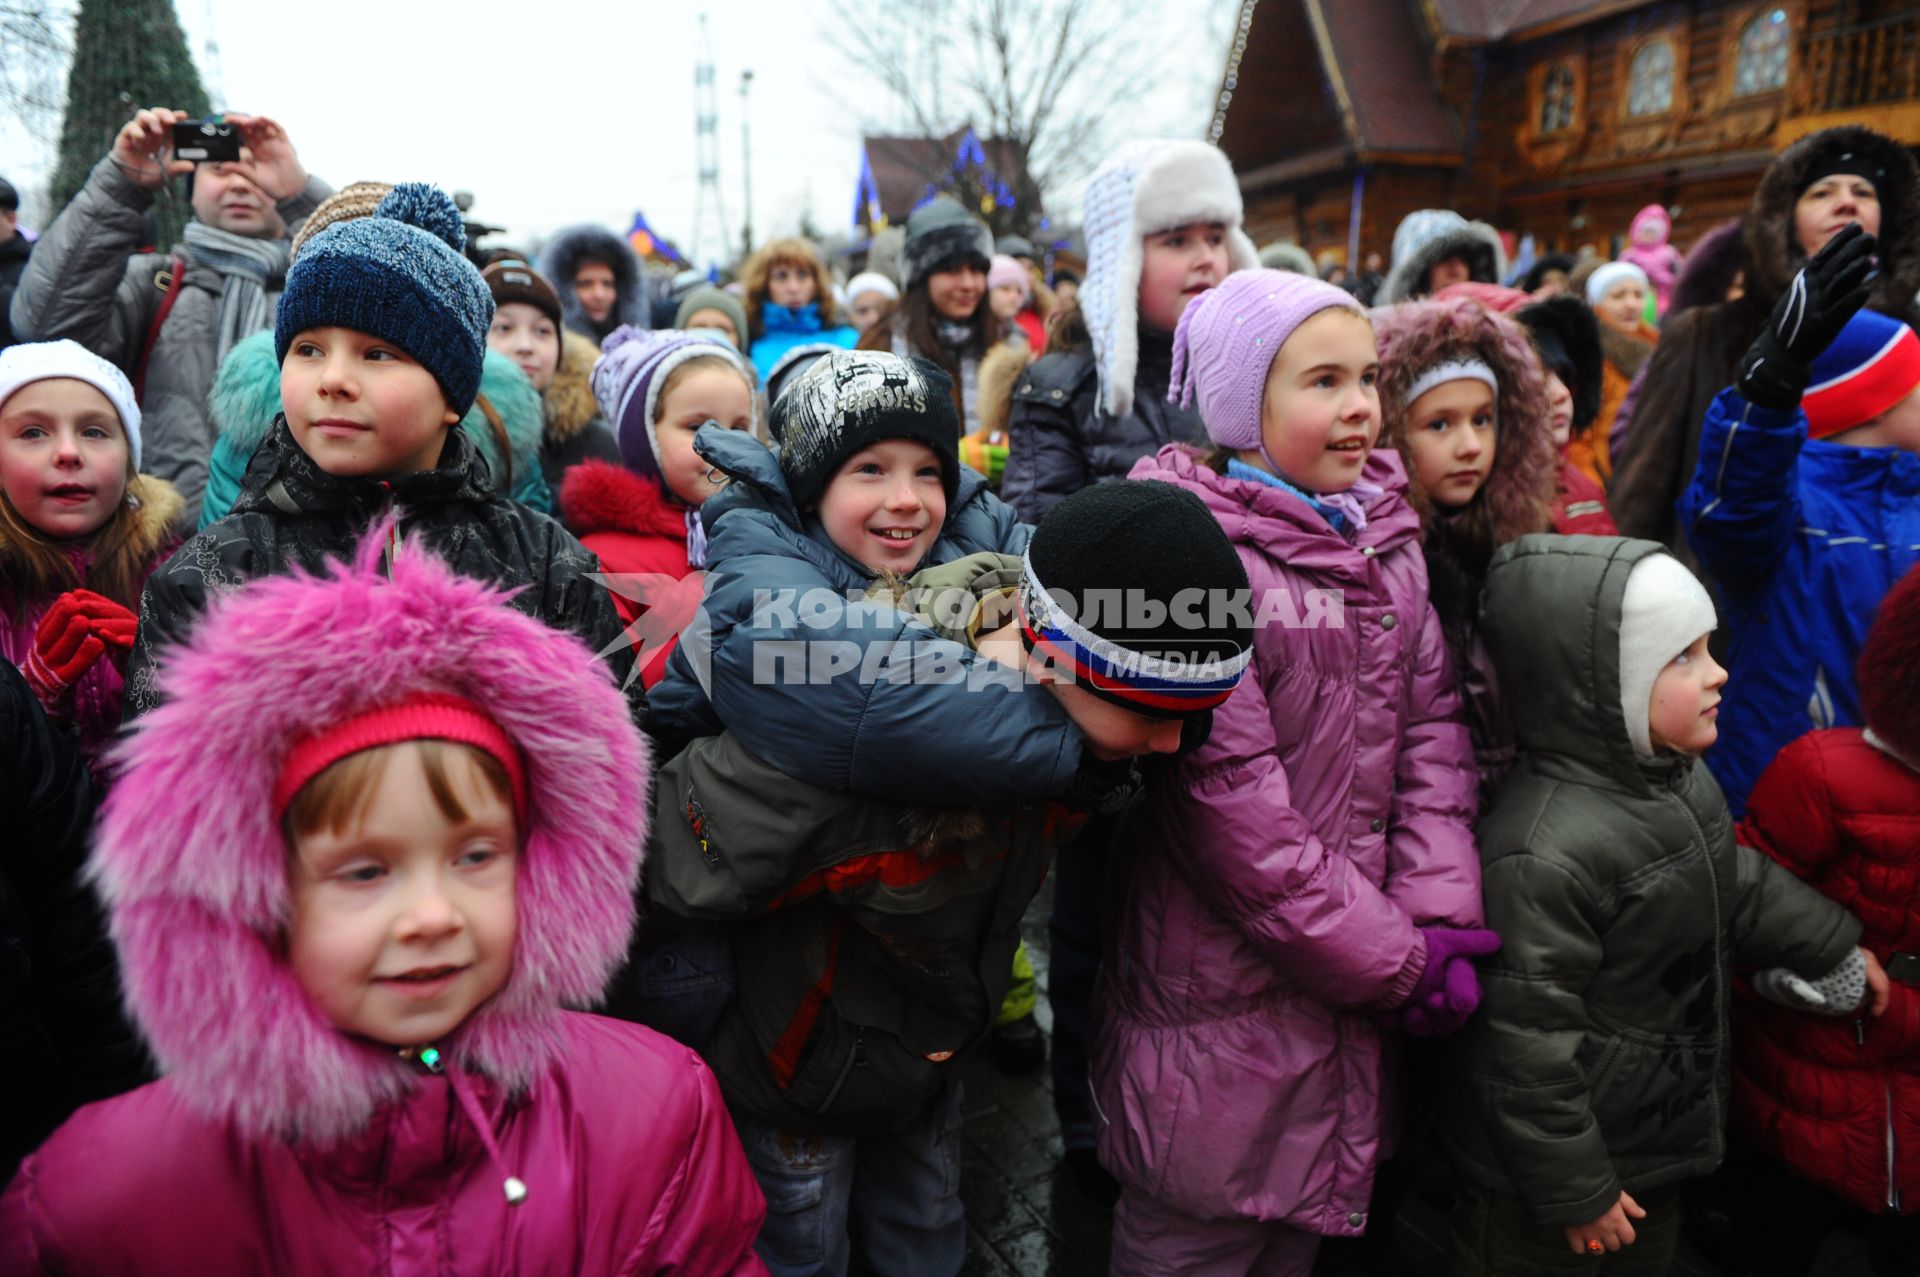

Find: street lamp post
<box><xmin>740</xmin><ymin>69</ymin><xmax>755</xmax><ymax>257</ymax></box>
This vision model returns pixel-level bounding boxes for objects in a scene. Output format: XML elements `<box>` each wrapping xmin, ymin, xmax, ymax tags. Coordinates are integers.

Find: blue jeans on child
<box><xmin>730</xmin><ymin>1082</ymin><xmax>968</xmax><ymax>1277</ymax></box>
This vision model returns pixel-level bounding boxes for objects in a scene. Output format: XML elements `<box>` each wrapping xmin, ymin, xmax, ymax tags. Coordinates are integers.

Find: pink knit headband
<box><xmin>273</xmin><ymin>692</ymin><xmax>528</xmax><ymax>822</ymax></box>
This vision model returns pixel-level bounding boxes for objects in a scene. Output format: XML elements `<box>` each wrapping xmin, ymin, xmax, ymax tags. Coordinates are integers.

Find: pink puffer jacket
<box><xmin>1093</xmin><ymin>445</ymin><xmax>1481</xmax><ymax>1235</ymax></box>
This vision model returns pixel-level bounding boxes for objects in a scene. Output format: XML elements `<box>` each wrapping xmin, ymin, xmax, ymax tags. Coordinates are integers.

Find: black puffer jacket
<box><xmin>1440</xmin><ymin>535</ymin><xmax>1860</xmax><ymax>1228</ymax></box>
<box><xmin>124</xmin><ymin>420</ymin><xmax>640</xmax><ymax>721</ymax></box>
<box><xmin>1</xmin><ymin>662</ymin><xmax>149</xmax><ymax>1180</ymax></box>
<box><xmin>0</xmin><ymin>233</ymin><xmax>30</xmax><ymax>348</ymax></box>
<box><xmin>998</xmin><ymin>329</ymin><xmax>1205</xmax><ymax>523</ymax></box>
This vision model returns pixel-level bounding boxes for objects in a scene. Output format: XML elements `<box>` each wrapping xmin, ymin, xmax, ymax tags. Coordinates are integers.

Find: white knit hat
<box><xmin>1586</xmin><ymin>260</ymin><xmax>1651</xmax><ymax>306</ymax></box>
<box><xmin>0</xmin><ymin>339</ymin><xmax>143</xmax><ymax>471</ymax></box>
<box><xmin>1080</xmin><ymin>140</ymin><xmax>1259</xmax><ymax>419</ymax></box>
<box><xmin>1617</xmin><ymin>553</ymin><xmax>1718</xmax><ymax>756</ymax></box>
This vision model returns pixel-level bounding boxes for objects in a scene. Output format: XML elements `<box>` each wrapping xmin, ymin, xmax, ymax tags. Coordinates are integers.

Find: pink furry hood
<box><xmin>93</xmin><ymin>526</ymin><xmax>649</xmax><ymax>1145</ymax></box>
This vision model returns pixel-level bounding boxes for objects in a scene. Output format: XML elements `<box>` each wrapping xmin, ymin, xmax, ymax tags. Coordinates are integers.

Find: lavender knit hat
<box><xmin>1171</xmin><ymin>269</ymin><xmax>1365</xmax><ymax>450</ymax></box>
<box><xmin>590</xmin><ymin>325</ymin><xmax>754</xmax><ymax>481</ymax></box>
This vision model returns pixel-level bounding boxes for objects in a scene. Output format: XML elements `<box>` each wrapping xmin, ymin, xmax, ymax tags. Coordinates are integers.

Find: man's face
<box><xmin>0</xmin><ymin>207</ymin><xmax>16</xmax><ymax>246</ymax></box>
<box><xmin>574</xmin><ymin>263</ymin><xmax>618</xmax><ymax>325</ymax></box>
<box><xmin>190</xmin><ymin>156</ymin><xmax>286</xmax><ymax>239</ymax></box>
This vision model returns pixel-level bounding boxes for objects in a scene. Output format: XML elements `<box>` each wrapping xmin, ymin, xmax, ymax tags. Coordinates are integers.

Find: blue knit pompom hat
<box><xmin>275</xmin><ymin>183</ymin><xmax>493</xmax><ymax>416</ymax></box>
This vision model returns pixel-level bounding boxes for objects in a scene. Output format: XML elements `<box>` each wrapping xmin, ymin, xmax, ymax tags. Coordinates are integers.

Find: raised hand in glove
<box><xmin>1738</xmin><ymin>221</ymin><xmax>1878</xmax><ymax>410</ymax></box>
<box><xmin>1397</xmin><ymin>926</ymin><xmax>1502</xmax><ymax>1037</ymax></box>
<box><xmin>23</xmin><ymin>589</ymin><xmax>140</xmax><ymax>706</ymax></box>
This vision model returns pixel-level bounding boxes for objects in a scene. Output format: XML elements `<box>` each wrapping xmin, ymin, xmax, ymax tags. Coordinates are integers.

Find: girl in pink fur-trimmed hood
<box><xmin>0</xmin><ymin>529</ymin><xmax>768</xmax><ymax>1277</ymax></box>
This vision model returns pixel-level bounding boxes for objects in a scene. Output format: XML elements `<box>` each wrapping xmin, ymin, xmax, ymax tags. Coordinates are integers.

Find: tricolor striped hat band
<box><xmin>1805</xmin><ymin>309</ymin><xmax>1920</xmax><ymax>440</ymax></box>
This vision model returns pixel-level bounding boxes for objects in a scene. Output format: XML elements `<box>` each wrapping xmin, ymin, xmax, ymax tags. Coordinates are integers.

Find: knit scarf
<box><xmin>891</xmin><ymin>319</ymin><xmax>981</xmax><ymax>434</ymax></box>
<box><xmin>180</xmin><ymin>221</ymin><xmax>291</xmax><ymax>366</ymax></box>
<box><xmin>1225</xmin><ymin>458</ymin><xmax>1376</xmax><ymax>534</ymax></box>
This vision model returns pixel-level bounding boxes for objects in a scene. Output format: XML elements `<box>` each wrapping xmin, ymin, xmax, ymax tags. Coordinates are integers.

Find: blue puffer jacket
<box><xmin>1680</xmin><ymin>386</ymin><xmax>1920</xmax><ymax>816</ymax></box>
<box><xmin>648</xmin><ymin>425</ymin><xmax>1082</xmax><ymax>804</ymax></box>
<box><xmin>748</xmin><ymin>303</ymin><xmax>858</xmax><ymax>379</ymax></box>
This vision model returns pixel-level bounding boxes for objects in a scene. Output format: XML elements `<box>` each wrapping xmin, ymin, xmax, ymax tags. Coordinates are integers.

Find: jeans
<box><xmin>732</xmin><ymin>1082</ymin><xmax>968</xmax><ymax>1277</ymax></box>
<box><xmin>1446</xmin><ymin>1181</ymin><xmax>1684</xmax><ymax>1277</ymax></box>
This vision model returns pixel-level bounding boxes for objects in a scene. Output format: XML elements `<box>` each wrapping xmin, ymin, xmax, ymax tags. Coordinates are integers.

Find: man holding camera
<box><xmin>7</xmin><ymin>109</ymin><xmax>330</xmax><ymax>527</ymax></box>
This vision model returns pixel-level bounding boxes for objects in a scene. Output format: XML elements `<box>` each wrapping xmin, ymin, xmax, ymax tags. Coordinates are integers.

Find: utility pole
<box><xmin>739</xmin><ymin>68</ymin><xmax>755</xmax><ymax>257</ymax></box>
<box><xmin>690</xmin><ymin>13</ymin><xmax>731</xmax><ymax>270</ymax></box>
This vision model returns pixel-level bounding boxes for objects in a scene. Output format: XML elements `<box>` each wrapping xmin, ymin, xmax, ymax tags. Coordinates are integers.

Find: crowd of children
<box><xmin>2</xmin><ymin>109</ymin><xmax>1920</xmax><ymax>1277</ymax></box>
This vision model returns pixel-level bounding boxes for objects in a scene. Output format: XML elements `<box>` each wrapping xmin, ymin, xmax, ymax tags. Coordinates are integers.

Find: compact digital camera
<box><xmin>171</xmin><ymin>119</ymin><xmax>241</xmax><ymax>164</ymax></box>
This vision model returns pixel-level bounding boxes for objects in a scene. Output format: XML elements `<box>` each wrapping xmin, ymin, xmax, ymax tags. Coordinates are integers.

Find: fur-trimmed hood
<box><xmin>1515</xmin><ymin>296</ymin><xmax>1603</xmax><ymax>434</ymax></box>
<box><xmin>1370</xmin><ymin>296</ymin><xmax>1558</xmax><ymax>556</ymax></box>
<box><xmin>1380</xmin><ymin>211</ymin><xmax>1508</xmax><ymax>305</ymax></box>
<box><xmin>975</xmin><ymin>341</ymin><xmax>1034</xmax><ymax>439</ymax></box>
<box><xmin>545</xmin><ymin>330</ymin><xmax>607</xmax><ymax>443</ymax></box>
<box><xmin>539</xmin><ymin>225</ymin><xmax>651</xmax><ymax>342</ymax></box>
<box><xmin>559</xmin><ymin>458</ymin><xmax>686</xmax><ymax>543</ymax></box>
<box><xmin>1257</xmin><ymin>241</ymin><xmax>1317</xmax><ymax>276</ymax></box>
<box><xmin>93</xmin><ymin>531</ymin><xmax>648</xmax><ymax>1145</ymax></box>
<box><xmin>208</xmin><ymin>330</ymin><xmax>546</xmax><ymax>499</ymax></box>
<box><xmin>1081</xmin><ymin>139</ymin><xmax>1260</xmax><ymax>419</ymax></box>
<box><xmin>1744</xmin><ymin>125</ymin><xmax>1920</xmax><ymax>314</ymax></box>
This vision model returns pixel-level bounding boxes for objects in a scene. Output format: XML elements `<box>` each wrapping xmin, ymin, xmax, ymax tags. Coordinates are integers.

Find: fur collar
<box><xmin>545</xmin><ymin>331</ymin><xmax>604</xmax><ymax>443</ymax></box>
<box><xmin>93</xmin><ymin>529</ymin><xmax>648</xmax><ymax>1145</ymax></box>
<box><xmin>559</xmin><ymin>459</ymin><xmax>686</xmax><ymax>542</ymax></box>
<box><xmin>1744</xmin><ymin>125</ymin><xmax>1920</xmax><ymax>315</ymax></box>
<box><xmin>1599</xmin><ymin>321</ymin><xmax>1656</xmax><ymax>379</ymax></box>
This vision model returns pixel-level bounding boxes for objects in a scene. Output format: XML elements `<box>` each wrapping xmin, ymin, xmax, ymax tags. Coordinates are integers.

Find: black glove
<box><xmin>1737</xmin><ymin>222</ymin><xmax>1878</xmax><ymax>410</ymax></box>
<box><xmin>1061</xmin><ymin>752</ymin><xmax>1143</xmax><ymax>816</ymax></box>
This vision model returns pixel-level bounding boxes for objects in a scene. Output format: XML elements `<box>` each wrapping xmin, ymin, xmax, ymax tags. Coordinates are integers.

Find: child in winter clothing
<box><xmin>1515</xmin><ymin>296</ymin><xmax>1618</xmax><ymax>535</ymax></box>
<box><xmin>201</xmin><ymin>329</ymin><xmax>553</xmax><ymax>527</ymax></box>
<box><xmin>123</xmin><ymin>184</ymin><xmax>639</xmax><ymax>720</ymax></box>
<box><xmin>675</xmin><ymin>284</ymin><xmax>751</xmax><ymax>352</ymax></box>
<box><xmin>742</xmin><ymin>237</ymin><xmax>858</xmax><ymax>379</ymax></box>
<box><xmin>1000</xmin><ymin>138</ymin><xmax>1258</xmax><ymax>523</ymax></box>
<box><xmin>843</xmin><ymin>271</ymin><xmax>898</xmax><ymax>336</ymax></box>
<box><xmin>0</xmin><ymin>535</ymin><xmax>766</xmax><ymax>1275</ymax></box>
<box><xmin>1679</xmin><ymin>224</ymin><xmax>1920</xmax><ymax>818</ymax></box>
<box><xmin>988</xmin><ymin>254</ymin><xmax>1044</xmax><ymax>348</ymax></box>
<box><xmin>0</xmin><ymin>340</ymin><xmax>181</xmax><ymax>766</ymax></box>
<box><xmin>482</xmin><ymin>257</ymin><xmax>622</xmax><ymax>491</ymax></box>
<box><xmin>1380</xmin><ymin>209</ymin><xmax>1507</xmax><ymax>304</ymax></box>
<box><xmin>562</xmin><ymin>327</ymin><xmax>758</xmax><ymax>689</ymax></box>
<box><xmin>539</xmin><ymin>224</ymin><xmax>649</xmax><ymax>346</ymax></box>
<box><xmin>1372</xmin><ymin>295</ymin><xmax>1558</xmax><ymax>804</ymax></box>
<box><xmin>1573</xmin><ymin>261</ymin><xmax>1657</xmax><ymax>488</ymax></box>
<box><xmin>1442</xmin><ymin>533</ymin><xmax>1885</xmax><ymax>1277</ymax></box>
<box><xmin>1620</xmin><ymin>205</ymin><xmax>1680</xmax><ymax>317</ymax></box>
<box><xmin>648</xmin><ymin>475</ymin><xmax>1253</xmax><ymax>1277</ymax></box>
<box><xmin>1729</xmin><ymin>561</ymin><xmax>1920</xmax><ymax>1275</ymax></box>
<box><xmin>1103</xmin><ymin>270</ymin><xmax>1488</xmax><ymax>1275</ymax></box>
<box><xmin>856</xmin><ymin>198</ymin><xmax>999</xmax><ymax>434</ymax></box>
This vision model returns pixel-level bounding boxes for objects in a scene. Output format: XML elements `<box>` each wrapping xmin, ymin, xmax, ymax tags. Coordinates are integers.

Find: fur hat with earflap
<box><xmin>92</xmin><ymin>529</ymin><xmax>648</xmax><ymax>1145</ymax></box>
<box><xmin>1515</xmin><ymin>296</ymin><xmax>1604</xmax><ymax>435</ymax></box>
<box><xmin>1080</xmin><ymin>139</ymin><xmax>1260</xmax><ymax>419</ymax></box>
<box><xmin>1860</xmin><ymin>562</ymin><xmax>1920</xmax><ymax>766</ymax></box>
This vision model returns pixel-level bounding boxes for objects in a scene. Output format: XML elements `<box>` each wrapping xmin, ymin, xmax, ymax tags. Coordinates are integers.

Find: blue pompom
<box><xmin>374</xmin><ymin>182</ymin><xmax>466</xmax><ymax>252</ymax></box>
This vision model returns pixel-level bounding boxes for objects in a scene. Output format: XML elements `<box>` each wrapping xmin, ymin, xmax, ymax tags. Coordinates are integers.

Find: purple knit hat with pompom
<box><xmin>1170</xmin><ymin>268</ymin><xmax>1364</xmax><ymax>450</ymax></box>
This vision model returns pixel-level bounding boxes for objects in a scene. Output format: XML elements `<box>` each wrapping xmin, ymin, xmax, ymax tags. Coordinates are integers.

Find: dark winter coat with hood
<box><xmin>542</xmin><ymin>330</ymin><xmax>621</xmax><ymax>493</ymax></box>
<box><xmin>1440</xmin><ymin>535</ymin><xmax>1861</xmax><ymax>1229</ymax></box>
<box><xmin>124</xmin><ymin>419</ymin><xmax>640</xmax><ymax>722</ymax></box>
<box><xmin>539</xmin><ymin>226</ymin><xmax>651</xmax><ymax>347</ymax></box>
<box><xmin>7</xmin><ymin>156</ymin><xmax>332</xmax><ymax>527</ymax></box>
<box><xmin>998</xmin><ymin>329</ymin><xmax>1206</xmax><ymax>523</ymax></box>
<box><xmin>0</xmin><ymin>662</ymin><xmax>147</xmax><ymax>1183</ymax></box>
<box><xmin>647</xmin><ymin>426</ymin><xmax>1082</xmax><ymax>805</ymax></box>
<box><xmin>0</xmin><ymin>231</ymin><xmax>30</xmax><ymax>348</ymax></box>
<box><xmin>1611</xmin><ymin>127</ymin><xmax>1920</xmax><ymax>569</ymax></box>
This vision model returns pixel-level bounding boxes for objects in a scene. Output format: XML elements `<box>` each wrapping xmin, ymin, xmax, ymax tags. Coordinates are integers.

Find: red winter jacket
<box><xmin>1732</xmin><ymin>728</ymin><xmax>1920</xmax><ymax>1215</ymax></box>
<box><xmin>1550</xmin><ymin>456</ymin><xmax>1618</xmax><ymax>537</ymax></box>
<box><xmin>562</xmin><ymin>460</ymin><xmax>701</xmax><ymax>689</ymax></box>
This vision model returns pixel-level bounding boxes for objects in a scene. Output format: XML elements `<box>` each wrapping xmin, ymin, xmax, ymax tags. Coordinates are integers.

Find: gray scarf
<box><xmin>180</xmin><ymin>221</ymin><xmax>291</xmax><ymax>365</ymax></box>
<box><xmin>890</xmin><ymin>317</ymin><xmax>981</xmax><ymax>434</ymax></box>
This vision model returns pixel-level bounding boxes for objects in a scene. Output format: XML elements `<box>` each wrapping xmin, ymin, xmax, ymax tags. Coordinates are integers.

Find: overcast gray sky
<box><xmin>2</xmin><ymin>0</ymin><xmax>1231</xmax><ymax>264</ymax></box>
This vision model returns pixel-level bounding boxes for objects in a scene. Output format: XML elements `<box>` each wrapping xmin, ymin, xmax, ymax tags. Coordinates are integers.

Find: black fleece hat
<box><xmin>903</xmin><ymin>197</ymin><xmax>994</xmax><ymax>291</ymax></box>
<box><xmin>1019</xmin><ymin>481</ymin><xmax>1253</xmax><ymax>719</ymax></box>
<box><xmin>772</xmin><ymin>350</ymin><xmax>961</xmax><ymax>509</ymax></box>
<box><xmin>1517</xmin><ymin>296</ymin><xmax>1603</xmax><ymax>435</ymax></box>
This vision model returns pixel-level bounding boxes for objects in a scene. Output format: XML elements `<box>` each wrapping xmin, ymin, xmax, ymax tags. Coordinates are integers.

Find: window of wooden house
<box><xmin>1626</xmin><ymin>38</ymin><xmax>1676</xmax><ymax>116</ymax></box>
<box><xmin>1734</xmin><ymin>9</ymin><xmax>1791</xmax><ymax>95</ymax></box>
<box><xmin>1539</xmin><ymin>61</ymin><xmax>1578</xmax><ymax>133</ymax></box>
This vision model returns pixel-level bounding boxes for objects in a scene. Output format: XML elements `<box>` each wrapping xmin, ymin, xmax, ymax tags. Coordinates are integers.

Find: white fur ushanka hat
<box><xmin>1079</xmin><ymin>140</ymin><xmax>1259</xmax><ymax>419</ymax></box>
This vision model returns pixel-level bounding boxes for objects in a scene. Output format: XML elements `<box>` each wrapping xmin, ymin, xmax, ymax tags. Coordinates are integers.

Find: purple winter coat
<box><xmin>1093</xmin><ymin>445</ymin><xmax>1481</xmax><ymax>1235</ymax></box>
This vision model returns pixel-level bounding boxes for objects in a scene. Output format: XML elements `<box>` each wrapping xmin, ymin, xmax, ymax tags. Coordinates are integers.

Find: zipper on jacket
<box><xmin>380</xmin><ymin>483</ymin><xmax>397</xmax><ymax>580</ymax></box>
<box><xmin>1672</xmin><ymin>791</ymin><xmax>1728</xmax><ymax>1166</ymax></box>
<box><xmin>1888</xmin><ymin>1076</ymin><xmax>1900</xmax><ymax>1211</ymax></box>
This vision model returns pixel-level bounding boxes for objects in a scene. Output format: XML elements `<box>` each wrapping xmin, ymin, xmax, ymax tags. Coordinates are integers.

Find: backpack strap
<box><xmin>133</xmin><ymin>255</ymin><xmax>186</xmax><ymax>403</ymax></box>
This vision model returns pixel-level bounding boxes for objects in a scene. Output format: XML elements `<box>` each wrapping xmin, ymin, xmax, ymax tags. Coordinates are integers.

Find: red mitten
<box><xmin>25</xmin><ymin>600</ymin><xmax>105</xmax><ymax>705</ymax></box>
<box><xmin>63</xmin><ymin>588</ymin><xmax>139</xmax><ymax>657</ymax></box>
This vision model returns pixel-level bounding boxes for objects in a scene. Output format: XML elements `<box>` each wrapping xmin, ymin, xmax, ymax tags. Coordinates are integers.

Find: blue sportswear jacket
<box><xmin>1679</xmin><ymin>386</ymin><xmax>1920</xmax><ymax>816</ymax></box>
<box><xmin>748</xmin><ymin>303</ymin><xmax>859</xmax><ymax>380</ymax></box>
<box><xmin>647</xmin><ymin>425</ymin><xmax>1082</xmax><ymax>803</ymax></box>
